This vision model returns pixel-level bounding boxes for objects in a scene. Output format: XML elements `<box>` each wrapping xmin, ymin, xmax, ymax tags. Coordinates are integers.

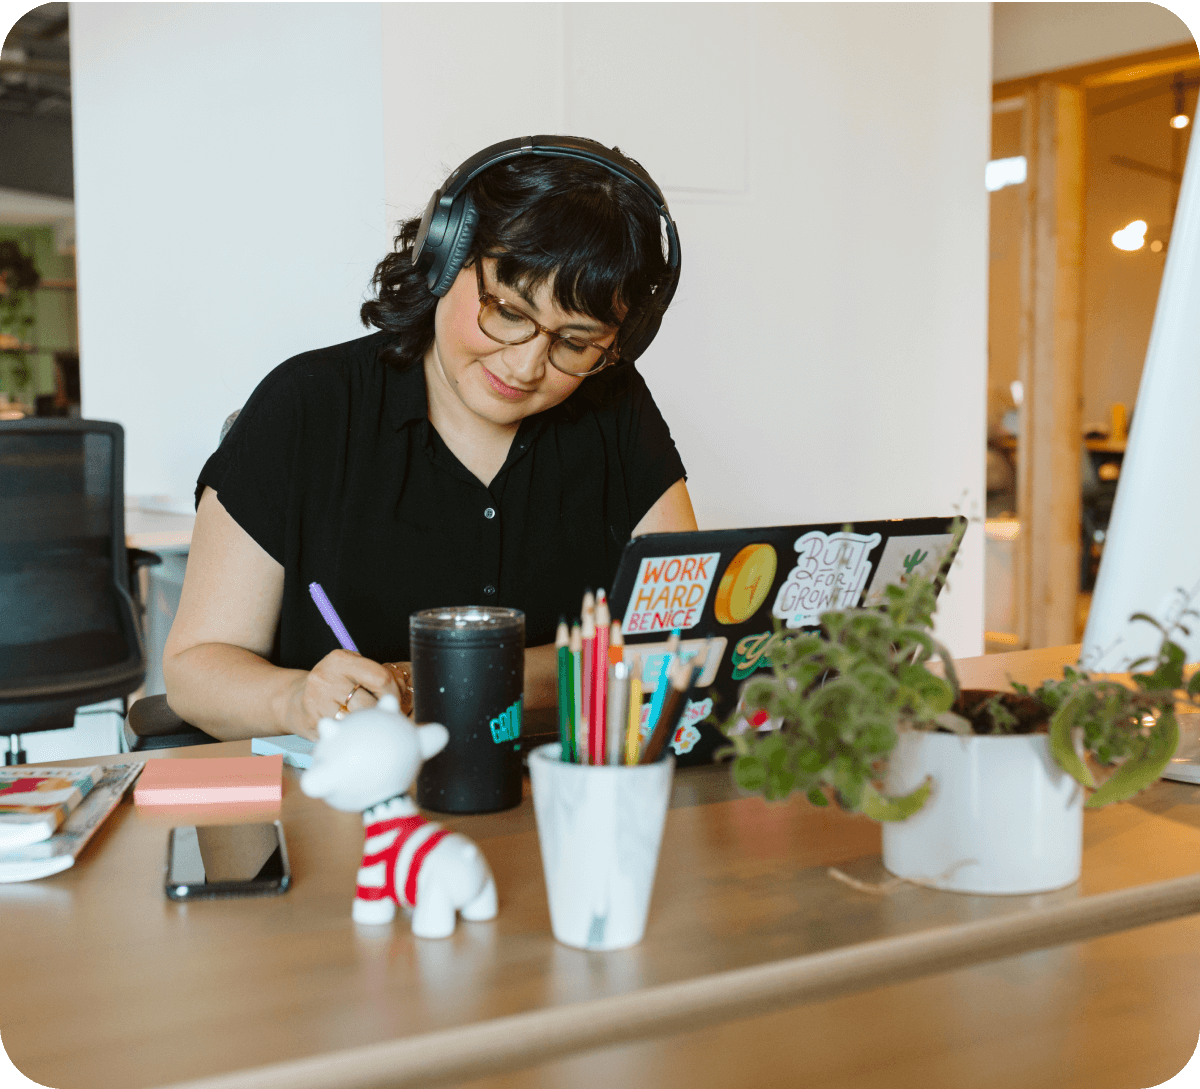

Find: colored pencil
<box><xmin>308</xmin><ymin>582</ymin><xmax>358</xmax><ymax>652</ymax></box>
<box><xmin>608</xmin><ymin>619</ymin><xmax>624</xmax><ymax>665</ymax></box>
<box><xmin>580</xmin><ymin>593</ymin><xmax>595</xmax><ymax>765</ymax></box>
<box><xmin>625</xmin><ymin>653</ymin><xmax>643</xmax><ymax>766</ymax></box>
<box><xmin>640</xmin><ymin>640</ymin><xmax>716</xmax><ymax>765</ymax></box>
<box><xmin>643</xmin><ymin>628</ymin><xmax>681</xmax><ymax>742</ymax></box>
<box><xmin>592</xmin><ymin>590</ymin><xmax>610</xmax><ymax>765</ymax></box>
<box><xmin>570</xmin><ymin>622</ymin><xmax>584</xmax><ymax>764</ymax></box>
<box><xmin>606</xmin><ymin>660</ymin><xmax>630</xmax><ymax>766</ymax></box>
<box><xmin>555</xmin><ymin>619</ymin><xmax>571</xmax><ymax>762</ymax></box>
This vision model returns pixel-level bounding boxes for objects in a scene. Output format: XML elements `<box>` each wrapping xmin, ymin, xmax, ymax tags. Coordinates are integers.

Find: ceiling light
<box><xmin>1112</xmin><ymin>220</ymin><xmax>1147</xmax><ymax>251</ymax></box>
<box><xmin>1170</xmin><ymin>114</ymin><xmax>1190</xmax><ymax>129</ymax></box>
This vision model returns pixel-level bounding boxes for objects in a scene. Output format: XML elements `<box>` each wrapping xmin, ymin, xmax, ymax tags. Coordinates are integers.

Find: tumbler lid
<box><xmin>410</xmin><ymin>606</ymin><xmax>525</xmax><ymax>645</ymax></box>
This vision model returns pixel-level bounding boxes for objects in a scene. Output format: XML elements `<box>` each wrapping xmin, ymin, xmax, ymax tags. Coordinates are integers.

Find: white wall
<box><xmin>382</xmin><ymin>3</ymin><xmax>990</xmax><ymax>655</ymax></box>
<box><xmin>70</xmin><ymin>2</ymin><xmax>989</xmax><ymax>656</ymax></box>
<box><xmin>993</xmin><ymin>1</ymin><xmax>1195</xmax><ymax>82</ymax></box>
<box><xmin>70</xmin><ymin>2</ymin><xmax>387</xmax><ymax>510</ymax></box>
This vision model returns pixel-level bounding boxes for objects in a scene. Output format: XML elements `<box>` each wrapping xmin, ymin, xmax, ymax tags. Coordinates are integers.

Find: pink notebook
<box><xmin>133</xmin><ymin>755</ymin><xmax>283</xmax><ymax>806</ymax></box>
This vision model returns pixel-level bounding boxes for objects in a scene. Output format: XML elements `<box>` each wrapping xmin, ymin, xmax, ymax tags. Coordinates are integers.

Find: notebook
<box><xmin>608</xmin><ymin>516</ymin><xmax>965</xmax><ymax>766</ymax></box>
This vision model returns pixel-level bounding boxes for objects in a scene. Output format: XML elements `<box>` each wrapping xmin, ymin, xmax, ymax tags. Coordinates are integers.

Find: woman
<box><xmin>163</xmin><ymin>137</ymin><xmax>697</xmax><ymax>741</ymax></box>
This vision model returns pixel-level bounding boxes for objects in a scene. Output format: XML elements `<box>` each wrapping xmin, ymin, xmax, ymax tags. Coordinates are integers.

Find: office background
<box><xmin>58</xmin><ymin>2</ymin><xmax>1196</xmax><ymax>667</ymax></box>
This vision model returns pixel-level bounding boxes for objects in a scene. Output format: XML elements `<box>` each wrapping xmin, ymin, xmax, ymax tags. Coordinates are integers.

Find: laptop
<box><xmin>607</xmin><ymin>516</ymin><xmax>966</xmax><ymax>767</ymax></box>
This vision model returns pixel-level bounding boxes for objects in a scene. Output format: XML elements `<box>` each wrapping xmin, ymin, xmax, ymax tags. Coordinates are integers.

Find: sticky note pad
<box><xmin>133</xmin><ymin>755</ymin><xmax>283</xmax><ymax>806</ymax></box>
<box><xmin>251</xmin><ymin>735</ymin><xmax>315</xmax><ymax>769</ymax></box>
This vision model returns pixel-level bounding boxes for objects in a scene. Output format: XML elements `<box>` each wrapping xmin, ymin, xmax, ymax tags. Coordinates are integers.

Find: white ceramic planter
<box><xmin>881</xmin><ymin>730</ymin><xmax>1083</xmax><ymax>895</ymax></box>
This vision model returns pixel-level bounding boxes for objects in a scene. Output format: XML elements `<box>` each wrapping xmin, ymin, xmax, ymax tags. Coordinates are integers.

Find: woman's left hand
<box><xmin>382</xmin><ymin>661</ymin><xmax>413</xmax><ymax>716</ymax></box>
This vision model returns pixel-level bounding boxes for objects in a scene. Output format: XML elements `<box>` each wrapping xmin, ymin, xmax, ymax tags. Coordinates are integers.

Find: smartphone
<box><xmin>165</xmin><ymin>820</ymin><xmax>291</xmax><ymax>900</ymax></box>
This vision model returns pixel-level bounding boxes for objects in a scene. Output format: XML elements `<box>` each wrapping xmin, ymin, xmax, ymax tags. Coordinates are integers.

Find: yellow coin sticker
<box><xmin>713</xmin><ymin>544</ymin><xmax>777</xmax><ymax>625</ymax></box>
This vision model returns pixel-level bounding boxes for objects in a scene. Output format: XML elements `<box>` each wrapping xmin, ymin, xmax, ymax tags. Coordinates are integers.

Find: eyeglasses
<box><xmin>475</xmin><ymin>263</ymin><xmax>621</xmax><ymax>377</ymax></box>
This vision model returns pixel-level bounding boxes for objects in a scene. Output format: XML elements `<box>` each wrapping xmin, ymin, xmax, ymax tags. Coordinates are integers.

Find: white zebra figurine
<box><xmin>299</xmin><ymin>694</ymin><xmax>498</xmax><ymax>939</ymax></box>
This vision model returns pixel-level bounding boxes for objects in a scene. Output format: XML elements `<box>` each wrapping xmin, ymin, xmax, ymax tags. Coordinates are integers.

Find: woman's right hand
<box><xmin>284</xmin><ymin>650</ymin><xmax>402</xmax><ymax>741</ymax></box>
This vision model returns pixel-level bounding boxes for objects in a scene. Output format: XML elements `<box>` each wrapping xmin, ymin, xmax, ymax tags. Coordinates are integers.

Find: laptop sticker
<box><xmin>714</xmin><ymin>544</ymin><xmax>778</xmax><ymax>625</ymax></box>
<box><xmin>670</xmin><ymin>698</ymin><xmax>712</xmax><ymax>756</ymax></box>
<box><xmin>631</xmin><ymin>637</ymin><xmax>728</xmax><ymax>694</ymax></box>
<box><xmin>634</xmin><ymin>697</ymin><xmax>712</xmax><ymax>756</ymax></box>
<box><xmin>772</xmin><ymin>530</ymin><xmax>882</xmax><ymax>628</ymax></box>
<box><xmin>861</xmin><ymin>533</ymin><xmax>957</xmax><ymax>606</ymax></box>
<box><xmin>622</xmin><ymin>552</ymin><xmax>721</xmax><ymax>635</ymax></box>
<box><xmin>731</xmin><ymin>630</ymin><xmax>792</xmax><ymax>679</ymax></box>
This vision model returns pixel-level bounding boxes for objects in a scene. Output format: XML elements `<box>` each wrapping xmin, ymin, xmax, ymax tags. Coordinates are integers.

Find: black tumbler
<box><xmin>410</xmin><ymin>606</ymin><xmax>525</xmax><ymax>814</ymax></box>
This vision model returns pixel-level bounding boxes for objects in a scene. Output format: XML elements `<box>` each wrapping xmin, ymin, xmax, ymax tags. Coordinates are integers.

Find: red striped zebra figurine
<box><xmin>300</xmin><ymin>694</ymin><xmax>497</xmax><ymax>938</ymax></box>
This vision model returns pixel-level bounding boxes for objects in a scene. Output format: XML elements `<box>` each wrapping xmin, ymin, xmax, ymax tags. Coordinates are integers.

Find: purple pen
<box><xmin>308</xmin><ymin>582</ymin><xmax>359</xmax><ymax>653</ymax></box>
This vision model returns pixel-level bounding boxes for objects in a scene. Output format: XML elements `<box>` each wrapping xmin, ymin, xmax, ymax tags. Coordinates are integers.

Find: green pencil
<box><xmin>555</xmin><ymin>620</ymin><xmax>572</xmax><ymax>761</ymax></box>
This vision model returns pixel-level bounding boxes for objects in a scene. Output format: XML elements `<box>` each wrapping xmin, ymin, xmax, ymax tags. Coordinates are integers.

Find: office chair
<box><xmin>0</xmin><ymin>418</ymin><xmax>159</xmax><ymax>764</ymax></box>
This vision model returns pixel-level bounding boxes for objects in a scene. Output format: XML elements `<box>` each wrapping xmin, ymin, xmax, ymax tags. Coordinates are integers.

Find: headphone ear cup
<box><xmin>616</xmin><ymin>310</ymin><xmax>661</xmax><ymax>365</ymax></box>
<box><xmin>428</xmin><ymin>194</ymin><xmax>479</xmax><ymax>297</ymax></box>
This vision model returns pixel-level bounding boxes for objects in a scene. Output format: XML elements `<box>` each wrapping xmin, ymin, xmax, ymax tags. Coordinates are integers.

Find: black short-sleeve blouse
<box><xmin>196</xmin><ymin>331</ymin><xmax>686</xmax><ymax>666</ymax></box>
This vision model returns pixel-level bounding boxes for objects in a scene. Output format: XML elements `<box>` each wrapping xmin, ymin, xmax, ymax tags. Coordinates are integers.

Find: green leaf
<box><xmin>765</xmin><ymin>768</ymin><xmax>796</xmax><ymax>801</ymax></box>
<box><xmin>795</xmin><ymin>747</ymin><xmax>827</xmax><ymax>774</ymax></box>
<box><xmin>1085</xmin><ymin>711</ymin><xmax>1180</xmax><ymax>808</ymax></box>
<box><xmin>1138</xmin><ymin>640</ymin><xmax>1186</xmax><ymax>692</ymax></box>
<box><xmin>1048</xmin><ymin>697</ymin><xmax>1097</xmax><ymax>789</ymax></box>
<box><xmin>1189</xmin><ymin>671</ymin><xmax>1200</xmax><ymax>698</ymax></box>
<box><xmin>806</xmin><ymin>786</ymin><xmax>830</xmax><ymax>807</ymax></box>
<box><xmin>733</xmin><ymin>755</ymin><xmax>767</xmax><ymax>793</ymax></box>
<box><xmin>860</xmin><ymin>777</ymin><xmax>933</xmax><ymax>822</ymax></box>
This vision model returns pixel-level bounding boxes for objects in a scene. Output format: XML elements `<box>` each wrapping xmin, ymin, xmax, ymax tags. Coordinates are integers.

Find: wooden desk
<box><xmin>125</xmin><ymin>506</ymin><xmax>195</xmax><ymax>553</ymax></box>
<box><xmin>4</xmin><ymin>647</ymin><xmax>1200</xmax><ymax>1089</ymax></box>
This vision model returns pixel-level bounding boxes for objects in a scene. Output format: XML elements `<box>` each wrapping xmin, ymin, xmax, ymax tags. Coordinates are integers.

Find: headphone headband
<box><xmin>412</xmin><ymin>136</ymin><xmax>681</xmax><ymax>364</ymax></box>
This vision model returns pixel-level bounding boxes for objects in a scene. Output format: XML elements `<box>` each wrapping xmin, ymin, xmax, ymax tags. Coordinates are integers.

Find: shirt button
<box><xmin>484</xmin><ymin>507</ymin><xmax>496</xmax><ymax>519</ymax></box>
<box><xmin>483</xmin><ymin>585</ymin><xmax>497</xmax><ymax>596</ymax></box>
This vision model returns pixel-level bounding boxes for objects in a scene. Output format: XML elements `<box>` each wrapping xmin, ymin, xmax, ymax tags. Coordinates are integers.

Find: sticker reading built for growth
<box><xmin>772</xmin><ymin>530</ymin><xmax>881</xmax><ymax>629</ymax></box>
<box><xmin>622</xmin><ymin>552</ymin><xmax>721</xmax><ymax>635</ymax></box>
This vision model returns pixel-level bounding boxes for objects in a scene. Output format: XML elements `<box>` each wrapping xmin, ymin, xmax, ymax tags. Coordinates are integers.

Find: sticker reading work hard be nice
<box><xmin>621</xmin><ymin>552</ymin><xmax>721</xmax><ymax>635</ymax></box>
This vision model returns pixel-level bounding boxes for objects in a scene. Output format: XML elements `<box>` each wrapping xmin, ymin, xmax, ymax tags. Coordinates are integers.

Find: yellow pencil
<box><xmin>625</xmin><ymin>652</ymin><xmax>643</xmax><ymax>765</ymax></box>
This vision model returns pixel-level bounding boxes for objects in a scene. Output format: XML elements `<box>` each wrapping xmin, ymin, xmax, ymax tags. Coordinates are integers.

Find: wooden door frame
<box><xmin>993</xmin><ymin>43</ymin><xmax>1199</xmax><ymax>649</ymax></box>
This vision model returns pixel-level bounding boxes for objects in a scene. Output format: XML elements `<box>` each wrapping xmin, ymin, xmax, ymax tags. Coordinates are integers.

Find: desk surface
<box><xmin>5</xmin><ymin>646</ymin><xmax>1200</xmax><ymax>1089</ymax></box>
<box><xmin>125</xmin><ymin>506</ymin><xmax>195</xmax><ymax>553</ymax></box>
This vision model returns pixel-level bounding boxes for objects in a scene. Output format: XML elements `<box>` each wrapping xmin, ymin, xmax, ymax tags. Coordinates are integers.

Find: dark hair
<box><xmin>359</xmin><ymin>151</ymin><xmax>672</xmax><ymax>406</ymax></box>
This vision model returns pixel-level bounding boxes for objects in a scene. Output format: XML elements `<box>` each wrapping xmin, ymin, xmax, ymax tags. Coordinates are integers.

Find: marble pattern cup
<box><xmin>529</xmin><ymin>743</ymin><xmax>674</xmax><ymax>950</ymax></box>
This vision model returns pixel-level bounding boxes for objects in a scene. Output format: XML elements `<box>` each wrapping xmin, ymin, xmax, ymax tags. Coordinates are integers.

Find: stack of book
<box><xmin>0</xmin><ymin>762</ymin><xmax>144</xmax><ymax>882</ymax></box>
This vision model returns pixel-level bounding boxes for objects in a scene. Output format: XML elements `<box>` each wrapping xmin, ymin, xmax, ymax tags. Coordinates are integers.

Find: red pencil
<box><xmin>580</xmin><ymin>592</ymin><xmax>595</xmax><ymax>766</ymax></box>
<box><xmin>592</xmin><ymin>590</ymin><xmax>610</xmax><ymax>765</ymax></box>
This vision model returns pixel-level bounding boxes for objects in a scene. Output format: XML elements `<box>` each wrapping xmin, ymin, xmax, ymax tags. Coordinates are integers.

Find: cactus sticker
<box><xmin>862</xmin><ymin>534</ymin><xmax>958</xmax><ymax>606</ymax></box>
<box><xmin>489</xmin><ymin>697</ymin><xmax>522</xmax><ymax>743</ymax></box>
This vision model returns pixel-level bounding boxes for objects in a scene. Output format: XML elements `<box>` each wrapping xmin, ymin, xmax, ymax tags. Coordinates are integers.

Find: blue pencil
<box><xmin>644</xmin><ymin>629</ymin><xmax>681</xmax><ymax>739</ymax></box>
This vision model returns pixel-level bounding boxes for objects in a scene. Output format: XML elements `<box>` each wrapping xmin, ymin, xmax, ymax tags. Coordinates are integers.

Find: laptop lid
<box><xmin>607</xmin><ymin>516</ymin><xmax>965</xmax><ymax>766</ymax></box>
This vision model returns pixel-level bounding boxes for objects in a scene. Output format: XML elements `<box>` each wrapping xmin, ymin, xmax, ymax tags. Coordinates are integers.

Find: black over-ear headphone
<box><xmin>411</xmin><ymin>135</ymin><xmax>681</xmax><ymax>365</ymax></box>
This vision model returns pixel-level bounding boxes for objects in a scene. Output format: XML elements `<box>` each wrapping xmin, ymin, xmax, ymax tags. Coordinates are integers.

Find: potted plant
<box><xmin>722</xmin><ymin>576</ymin><xmax>1198</xmax><ymax>895</ymax></box>
<box><xmin>0</xmin><ymin>239</ymin><xmax>41</xmax><ymax>406</ymax></box>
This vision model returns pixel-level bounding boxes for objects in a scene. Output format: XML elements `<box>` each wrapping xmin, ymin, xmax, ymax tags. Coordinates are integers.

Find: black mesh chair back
<box><xmin>0</xmin><ymin>419</ymin><xmax>145</xmax><ymax>744</ymax></box>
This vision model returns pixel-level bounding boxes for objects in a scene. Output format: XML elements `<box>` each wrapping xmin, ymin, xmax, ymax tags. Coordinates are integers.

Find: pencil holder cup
<box><xmin>529</xmin><ymin>743</ymin><xmax>674</xmax><ymax>951</ymax></box>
